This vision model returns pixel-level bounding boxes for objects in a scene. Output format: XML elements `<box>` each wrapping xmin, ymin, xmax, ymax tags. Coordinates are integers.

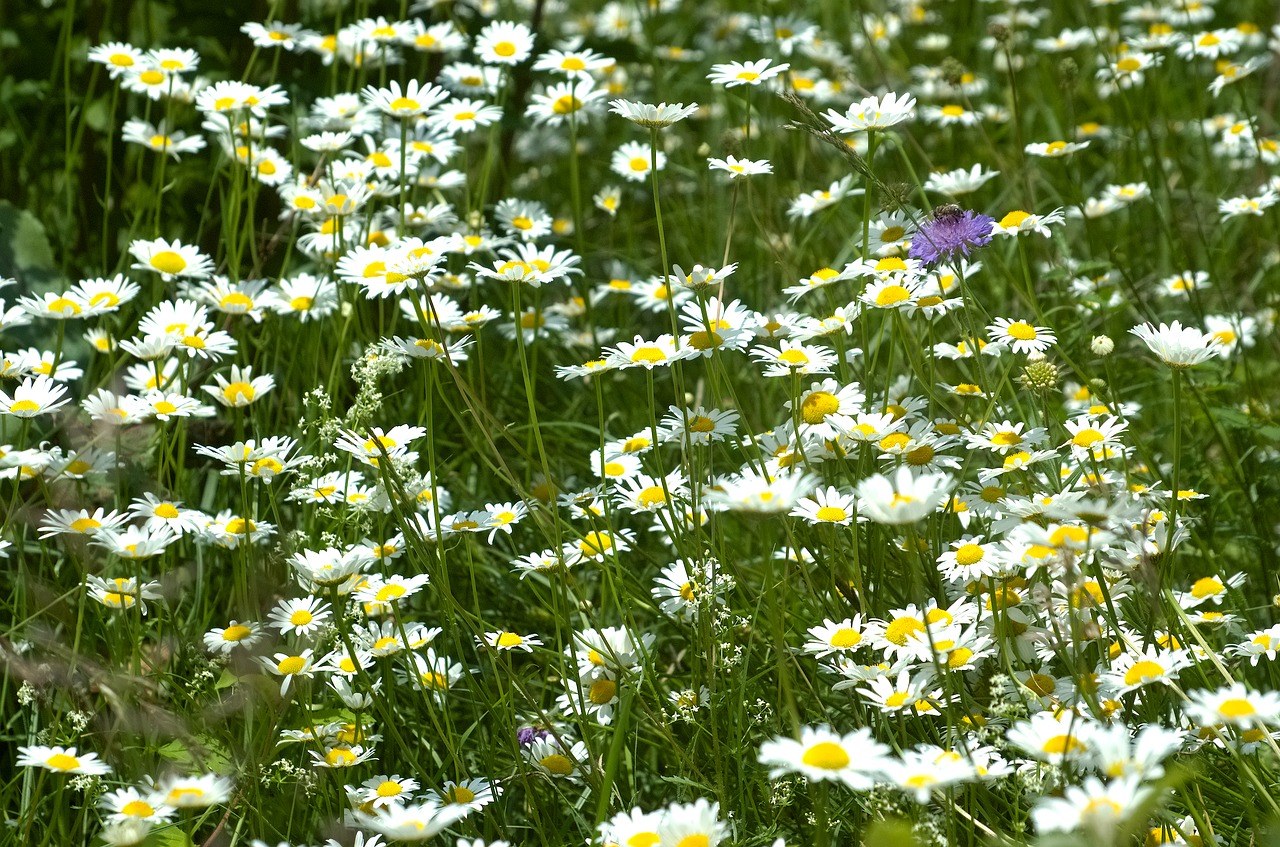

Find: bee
<box><xmin>932</xmin><ymin>203</ymin><xmax>965</xmax><ymax>221</ymax></box>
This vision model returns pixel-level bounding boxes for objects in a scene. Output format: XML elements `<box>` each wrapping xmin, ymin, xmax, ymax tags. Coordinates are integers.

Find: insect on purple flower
<box><xmin>908</xmin><ymin>205</ymin><xmax>996</xmax><ymax>266</ymax></box>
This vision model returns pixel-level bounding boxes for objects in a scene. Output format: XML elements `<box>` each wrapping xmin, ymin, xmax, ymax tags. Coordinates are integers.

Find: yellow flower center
<box><xmin>815</xmin><ymin>506</ymin><xmax>848</xmax><ymax>523</ymax></box>
<box><xmin>222</xmin><ymin>624</ymin><xmax>251</xmax><ymax>641</ymax></box>
<box><xmin>46</xmin><ymin>753</ymin><xmax>82</xmax><ymax>771</ymax></box>
<box><xmin>1191</xmin><ymin>576</ymin><xmax>1225</xmax><ymax>598</ymax></box>
<box><xmin>120</xmin><ymin>800</ymin><xmax>154</xmax><ymax>817</ymax></box>
<box><xmin>589</xmin><ymin>678</ymin><xmax>617</xmax><ymax>704</ymax></box>
<box><xmin>1005</xmin><ymin>321</ymin><xmax>1037</xmax><ymax>340</ymax></box>
<box><xmin>150</xmin><ymin>251</ymin><xmax>187</xmax><ymax>274</ymax></box>
<box><xmin>885</xmin><ymin>616</ymin><xmax>924</xmax><ymax>645</ymax></box>
<box><xmin>1123</xmin><ymin>660</ymin><xmax>1165</xmax><ymax>686</ymax></box>
<box><xmin>1041</xmin><ymin>734</ymin><xmax>1084</xmax><ymax>755</ymax></box>
<box><xmin>277</xmin><ymin>656</ymin><xmax>306</xmax><ymax>674</ymax></box>
<box><xmin>801</xmin><ymin>741</ymin><xmax>850</xmax><ymax>770</ymax></box>
<box><xmin>999</xmin><ymin>210</ymin><xmax>1030</xmax><ymax>228</ymax></box>
<box><xmin>802</xmin><ymin>391</ymin><xmax>840</xmax><ymax>423</ymax></box>
<box><xmin>828</xmin><ymin>627</ymin><xmax>861</xmax><ymax>648</ymax></box>
<box><xmin>1219</xmin><ymin>698</ymin><xmax>1256</xmax><ymax>718</ymax></box>
<box><xmin>540</xmin><ymin>754</ymin><xmax>573</xmax><ymax>775</ymax></box>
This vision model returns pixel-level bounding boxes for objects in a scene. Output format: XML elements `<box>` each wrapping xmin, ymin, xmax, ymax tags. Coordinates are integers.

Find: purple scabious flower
<box><xmin>517</xmin><ymin>726</ymin><xmax>552</xmax><ymax>746</ymax></box>
<box><xmin>908</xmin><ymin>206</ymin><xmax>996</xmax><ymax>266</ymax></box>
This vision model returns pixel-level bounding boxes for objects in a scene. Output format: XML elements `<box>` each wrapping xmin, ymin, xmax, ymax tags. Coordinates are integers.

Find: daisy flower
<box><xmin>480</xmin><ymin>630</ymin><xmax>542</xmax><ymax>653</ymax></box>
<box><xmin>16</xmin><ymin>745</ymin><xmax>112</xmax><ymax>775</ymax></box>
<box><xmin>475</xmin><ymin>20</ymin><xmax>534</xmax><ymax>65</ymax></box>
<box><xmin>363</xmin><ymin>79</ymin><xmax>450</xmax><ymax>119</ymax></box>
<box><xmin>856</xmin><ymin>467</ymin><xmax>952</xmax><ymax>525</ymax></box>
<box><xmin>822</xmin><ymin>91</ymin><xmax>916</xmax><ymax>132</ymax></box>
<box><xmin>791</xmin><ymin>486</ymin><xmax>857</xmax><ymax>526</ymax></box>
<box><xmin>89</xmin><ymin>41</ymin><xmax>144</xmax><ymax>78</ymax></box>
<box><xmin>1185</xmin><ymin>683</ymin><xmax>1280</xmax><ymax>727</ymax></box>
<box><xmin>803</xmin><ymin>617</ymin><xmax>867</xmax><ymax>658</ymax></box>
<box><xmin>758</xmin><ymin>725</ymin><xmax>891</xmax><ymax>788</ymax></box>
<box><xmin>99</xmin><ymin>786</ymin><xmax>173</xmax><ymax>824</ymax></box>
<box><xmin>988</xmin><ymin>317</ymin><xmax>1056</xmax><ymax>354</ymax></box>
<box><xmin>1103</xmin><ymin>647</ymin><xmax>1190</xmax><ymax>695</ymax></box>
<box><xmin>706</xmin><ymin>58</ymin><xmax>790</xmax><ymax>87</ymax></box>
<box><xmin>156</xmin><ymin>774</ymin><xmax>233</xmax><ymax>809</ymax></box>
<box><xmin>259</xmin><ymin>649</ymin><xmax>317</xmax><ymax>695</ymax></box>
<box><xmin>129</xmin><ymin>237</ymin><xmax>214</xmax><ymax>280</ymax></box>
<box><xmin>267</xmin><ymin>596</ymin><xmax>333</xmax><ymax>637</ymax></box>
<box><xmin>1</xmin><ymin>374</ymin><xmax>71</xmax><ymax>418</ymax></box>
<box><xmin>1130</xmin><ymin>321</ymin><xmax>1221</xmax><ymax>368</ymax></box>
<box><xmin>1025</xmin><ymin>140</ymin><xmax>1090</xmax><ymax>157</ymax></box>
<box><xmin>924</xmin><ymin>163</ymin><xmax>1001</xmax><ymax>195</ymax></box>
<box><xmin>608</xmin><ymin>99</ymin><xmax>698</xmax><ymax>127</ymax></box>
<box><xmin>708</xmin><ymin>155</ymin><xmax>772</xmax><ymax>178</ymax></box>
<box><xmin>989</xmin><ymin>208</ymin><xmax>1065</xmax><ymax>237</ymax></box>
<box><xmin>1031</xmin><ymin>777</ymin><xmax>1152</xmax><ymax>839</ymax></box>
<box><xmin>203</xmin><ymin>620</ymin><xmax>263</xmax><ymax>654</ymax></box>
<box><xmin>610</xmin><ymin>141</ymin><xmax>664</xmax><ymax>183</ymax></box>
<box><xmin>658</xmin><ymin>799</ymin><xmax>729</xmax><ymax>847</ymax></box>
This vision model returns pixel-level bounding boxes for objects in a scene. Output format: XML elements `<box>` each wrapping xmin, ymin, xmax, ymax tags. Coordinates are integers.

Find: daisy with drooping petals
<box><xmin>608</xmin><ymin>99</ymin><xmax>698</xmax><ymax>128</ymax></box>
<box><xmin>363</xmin><ymin>79</ymin><xmax>450</xmax><ymax>119</ymax></box>
<box><xmin>823</xmin><ymin>91</ymin><xmax>916</xmax><ymax>132</ymax></box>
<box><xmin>1130</xmin><ymin>321</ymin><xmax>1222</xmax><ymax>369</ymax></box>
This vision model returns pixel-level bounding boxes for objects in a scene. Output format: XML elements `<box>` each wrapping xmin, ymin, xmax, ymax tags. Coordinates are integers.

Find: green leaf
<box><xmin>143</xmin><ymin>825</ymin><xmax>195</xmax><ymax>847</ymax></box>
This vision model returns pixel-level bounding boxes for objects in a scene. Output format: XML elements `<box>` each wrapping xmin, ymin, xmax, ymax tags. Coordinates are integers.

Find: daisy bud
<box><xmin>1089</xmin><ymin>378</ymin><xmax>1108</xmax><ymax>395</ymax></box>
<box><xmin>941</xmin><ymin>57</ymin><xmax>965</xmax><ymax>86</ymax></box>
<box><xmin>988</xmin><ymin>23</ymin><xmax>1010</xmax><ymax>44</ymax></box>
<box><xmin>1058</xmin><ymin>57</ymin><xmax>1079</xmax><ymax>87</ymax></box>
<box><xmin>1091</xmin><ymin>334</ymin><xmax>1115</xmax><ymax>356</ymax></box>
<box><xmin>1019</xmin><ymin>359</ymin><xmax>1060</xmax><ymax>394</ymax></box>
<box><xmin>1272</xmin><ymin>594</ymin><xmax>1280</xmax><ymax>608</ymax></box>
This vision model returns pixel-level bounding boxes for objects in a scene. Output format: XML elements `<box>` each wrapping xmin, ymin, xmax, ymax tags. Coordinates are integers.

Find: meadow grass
<box><xmin>3</xmin><ymin>1</ymin><xmax>1280</xmax><ymax>846</ymax></box>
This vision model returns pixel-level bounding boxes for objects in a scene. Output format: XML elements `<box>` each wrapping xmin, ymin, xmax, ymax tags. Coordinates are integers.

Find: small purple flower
<box><xmin>908</xmin><ymin>206</ymin><xmax>995</xmax><ymax>266</ymax></box>
<box><xmin>517</xmin><ymin>726</ymin><xmax>552</xmax><ymax>746</ymax></box>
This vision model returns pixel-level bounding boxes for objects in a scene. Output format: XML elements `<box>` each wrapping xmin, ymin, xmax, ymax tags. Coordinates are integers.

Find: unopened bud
<box><xmin>1019</xmin><ymin>360</ymin><xmax>1060</xmax><ymax>394</ymax></box>
<box><xmin>1091</xmin><ymin>335</ymin><xmax>1114</xmax><ymax>356</ymax></box>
